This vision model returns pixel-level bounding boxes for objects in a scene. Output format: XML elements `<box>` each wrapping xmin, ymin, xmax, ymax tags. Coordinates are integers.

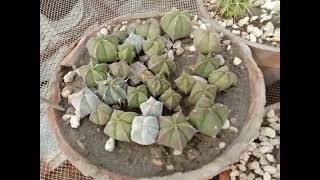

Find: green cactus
<box><xmin>112</xmin><ymin>30</ymin><xmax>129</xmax><ymax>43</ymax></box>
<box><xmin>89</xmin><ymin>103</ymin><xmax>114</xmax><ymax>125</ymax></box>
<box><xmin>109</xmin><ymin>60</ymin><xmax>131</xmax><ymax>79</ymax></box>
<box><xmin>174</xmin><ymin>71</ymin><xmax>196</xmax><ymax>95</ymax></box>
<box><xmin>194</xmin><ymin>52</ymin><xmax>220</xmax><ymax>78</ymax></box>
<box><xmin>188</xmin><ymin>96</ymin><xmax>231</xmax><ymax>137</ymax></box>
<box><xmin>158</xmin><ymin>111</ymin><xmax>197</xmax><ymax>151</ymax></box>
<box><xmin>127</xmin><ymin>85</ymin><xmax>149</xmax><ymax>108</ymax></box>
<box><xmin>145</xmin><ymin>72</ymin><xmax>170</xmax><ymax>96</ymax></box>
<box><xmin>159</xmin><ymin>88</ymin><xmax>182</xmax><ymax>111</ymax></box>
<box><xmin>143</xmin><ymin>36</ymin><xmax>165</xmax><ymax>57</ymax></box>
<box><xmin>78</xmin><ymin>63</ymin><xmax>109</xmax><ymax>87</ymax></box>
<box><xmin>160</xmin><ymin>8</ymin><xmax>192</xmax><ymax>41</ymax></box>
<box><xmin>86</xmin><ymin>35</ymin><xmax>119</xmax><ymax>63</ymax></box>
<box><xmin>214</xmin><ymin>0</ymin><xmax>252</xmax><ymax>19</ymax></box>
<box><xmin>104</xmin><ymin>110</ymin><xmax>138</xmax><ymax>142</ymax></box>
<box><xmin>193</xmin><ymin>26</ymin><xmax>220</xmax><ymax>55</ymax></box>
<box><xmin>148</xmin><ymin>54</ymin><xmax>176</xmax><ymax>77</ymax></box>
<box><xmin>124</xmin><ymin>32</ymin><xmax>144</xmax><ymax>53</ymax></box>
<box><xmin>189</xmin><ymin>81</ymin><xmax>217</xmax><ymax>105</ymax></box>
<box><xmin>135</xmin><ymin>18</ymin><xmax>161</xmax><ymax>39</ymax></box>
<box><xmin>117</xmin><ymin>43</ymin><xmax>136</xmax><ymax>64</ymax></box>
<box><xmin>208</xmin><ymin>65</ymin><xmax>237</xmax><ymax>91</ymax></box>
<box><xmin>97</xmin><ymin>75</ymin><xmax>127</xmax><ymax>105</ymax></box>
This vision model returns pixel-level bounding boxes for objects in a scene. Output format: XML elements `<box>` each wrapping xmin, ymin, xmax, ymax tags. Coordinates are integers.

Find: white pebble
<box><xmin>248</xmin><ymin>161</ymin><xmax>260</xmax><ymax>170</ymax></box>
<box><xmin>263</xmin><ymin>172</ymin><xmax>271</xmax><ymax>180</ymax></box>
<box><xmin>254</xmin><ymin>167</ymin><xmax>264</xmax><ymax>176</ymax></box>
<box><xmin>173</xmin><ymin>40</ymin><xmax>182</xmax><ymax>49</ymax></box>
<box><xmin>189</xmin><ymin>45</ymin><xmax>196</xmax><ymax>52</ymax></box>
<box><xmin>216</xmin><ymin>54</ymin><xmax>225</xmax><ymax>65</ymax></box>
<box><xmin>229</xmin><ymin>126</ymin><xmax>238</xmax><ymax>133</ymax></box>
<box><xmin>267</xmin><ymin>109</ymin><xmax>275</xmax><ymax>118</ymax></box>
<box><xmin>267</xmin><ymin>116</ymin><xmax>279</xmax><ymax>123</ymax></box>
<box><xmin>70</xmin><ymin>115</ymin><xmax>80</xmax><ymax>128</ymax></box>
<box><xmin>266</xmin><ymin>154</ymin><xmax>276</xmax><ymax>162</ymax></box>
<box><xmin>250</xmin><ymin>33</ymin><xmax>257</xmax><ymax>42</ymax></box>
<box><xmin>63</xmin><ymin>71</ymin><xmax>76</xmax><ymax>83</ymax></box>
<box><xmin>253</xmin><ymin>149</ymin><xmax>262</xmax><ymax>158</ymax></box>
<box><xmin>260</xmin><ymin>14</ymin><xmax>273</xmax><ymax>23</ymax></box>
<box><xmin>226</xmin><ymin>19</ymin><xmax>233</xmax><ymax>26</ymax></box>
<box><xmin>269</xmin><ymin>137</ymin><xmax>280</xmax><ymax>146</ymax></box>
<box><xmin>192</xmin><ymin>15</ymin><xmax>198</xmax><ymax>22</ymax></box>
<box><xmin>99</xmin><ymin>28</ymin><xmax>108</xmax><ymax>35</ymax></box>
<box><xmin>263</xmin><ymin>165</ymin><xmax>277</xmax><ymax>174</ymax></box>
<box><xmin>259</xmin><ymin>145</ymin><xmax>273</xmax><ymax>153</ymax></box>
<box><xmin>218</xmin><ymin>142</ymin><xmax>226</xmax><ymax>149</ymax></box>
<box><xmin>259</xmin><ymin>156</ymin><xmax>269</xmax><ymax>165</ymax></box>
<box><xmin>227</xmin><ymin>45</ymin><xmax>231</xmax><ymax>51</ymax></box>
<box><xmin>223</xmin><ymin>40</ymin><xmax>231</xmax><ymax>45</ymax></box>
<box><xmin>176</xmin><ymin>47</ymin><xmax>185</xmax><ymax>56</ymax></box>
<box><xmin>237</xmin><ymin>17</ymin><xmax>250</xmax><ymax>27</ymax></box>
<box><xmin>165</xmin><ymin>39</ymin><xmax>173</xmax><ymax>49</ymax></box>
<box><xmin>248</xmin><ymin>142</ymin><xmax>257</xmax><ymax>151</ymax></box>
<box><xmin>200</xmin><ymin>23</ymin><xmax>208</xmax><ymax>30</ymax></box>
<box><xmin>62</xmin><ymin>114</ymin><xmax>72</xmax><ymax>121</ymax></box>
<box><xmin>119</xmin><ymin>26</ymin><xmax>127</xmax><ymax>31</ymax></box>
<box><xmin>230</xmin><ymin>170</ymin><xmax>240</xmax><ymax>177</ymax></box>
<box><xmin>260</xmin><ymin>127</ymin><xmax>276</xmax><ymax>138</ymax></box>
<box><xmin>239</xmin><ymin>164</ymin><xmax>246</xmax><ymax>171</ymax></box>
<box><xmin>247</xmin><ymin>173</ymin><xmax>255</xmax><ymax>180</ymax></box>
<box><xmin>259</xmin><ymin>135</ymin><xmax>269</xmax><ymax>142</ymax></box>
<box><xmin>105</xmin><ymin>137</ymin><xmax>115</xmax><ymax>152</ymax></box>
<box><xmin>230</xmin><ymin>177</ymin><xmax>236</xmax><ymax>180</ymax></box>
<box><xmin>139</xmin><ymin>55</ymin><xmax>149</xmax><ymax>62</ymax></box>
<box><xmin>222</xmin><ymin>119</ymin><xmax>230</xmax><ymax>129</ymax></box>
<box><xmin>250</xmin><ymin>16</ymin><xmax>259</xmax><ymax>22</ymax></box>
<box><xmin>239</xmin><ymin>173</ymin><xmax>246</xmax><ymax>180</ymax></box>
<box><xmin>232</xmin><ymin>30</ymin><xmax>241</xmax><ymax>35</ymax></box>
<box><xmin>173</xmin><ymin>149</ymin><xmax>182</xmax><ymax>156</ymax></box>
<box><xmin>166</xmin><ymin>165</ymin><xmax>174</xmax><ymax>170</ymax></box>
<box><xmin>253</xmin><ymin>0</ymin><xmax>265</xmax><ymax>7</ymax></box>
<box><xmin>252</xmin><ymin>27</ymin><xmax>263</xmax><ymax>38</ymax></box>
<box><xmin>233</xmin><ymin>57</ymin><xmax>242</xmax><ymax>66</ymax></box>
<box><xmin>230</xmin><ymin>117</ymin><xmax>237</xmax><ymax>124</ymax></box>
<box><xmin>240</xmin><ymin>152</ymin><xmax>250</xmax><ymax>162</ymax></box>
<box><xmin>246</xmin><ymin>24</ymin><xmax>254</xmax><ymax>33</ymax></box>
<box><xmin>232</xmin><ymin>24</ymin><xmax>239</xmax><ymax>29</ymax></box>
<box><xmin>61</xmin><ymin>86</ymin><xmax>73</xmax><ymax>98</ymax></box>
<box><xmin>167</xmin><ymin>50</ymin><xmax>174</xmax><ymax>60</ymax></box>
<box><xmin>255</xmin><ymin>178</ymin><xmax>263</xmax><ymax>180</ymax></box>
<box><xmin>263</xmin><ymin>22</ymin><xmax>275</xmax><ymax>37</ymax></box>
<box><xmin>121</xmin><ymin>21</ymin><xmax>128</xmax><ymax>25</ymax></box>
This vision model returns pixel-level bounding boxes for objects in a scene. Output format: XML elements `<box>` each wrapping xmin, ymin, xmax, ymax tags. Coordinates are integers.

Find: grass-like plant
<box><xmin>214</xmin><ymin>0</ymin><xmax>252</xmax><ymax>19</ymax></box>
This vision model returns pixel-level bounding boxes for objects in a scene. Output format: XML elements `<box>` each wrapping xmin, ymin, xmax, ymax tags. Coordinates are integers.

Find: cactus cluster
<box><xmin>214</xmin><ymin>0</ymin><xmax>252</xmax><ymax>19</ymax></box>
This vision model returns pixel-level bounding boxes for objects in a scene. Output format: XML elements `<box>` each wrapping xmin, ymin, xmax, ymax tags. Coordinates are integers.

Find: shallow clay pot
<box><xmin>47</xmin><ymin>12</ymin><xmax>266</xmax><ymax>180</ymax></box>
<box><xmin>196</xmin><ymin>0</ymin><xmax>280</xmax><ymax>87</ymax></box>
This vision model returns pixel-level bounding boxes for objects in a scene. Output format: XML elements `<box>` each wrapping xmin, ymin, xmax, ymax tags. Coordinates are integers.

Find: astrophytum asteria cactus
<box><xmin>135</xmin><ymin>18</ymin><xmax>161</xmax><ymax>39</ymax></box>
<box><xmin>124</xmin><ymin>32</ymin><xmax>144</xmax><ymax>53</ymax></box>
<box><xmin>160</xmin><ymin>8</ymin><xmax>192</xmax><ymax>41</ymax></box>
<box><xmin>127</xmin><ymin>85</ymin><xmax>149</xmax><ymax>108</ymax></box>
<box><xmin>174</xmin><ymin>71</ymin><xmax>196</xmax><ymax>95</ymax></box>
<box><xmin>78</xmin><ymin>63</ymin><xmax>109</xmax><ymax>87</ymax></box>
<box><xmin>131</xmin><ymin>116</ymin><xmax>159</xmax><ymax>145</ymax></box>
<box><xmin>189</xmin><ymin>81</ymin><xmax>217</xmax><ymax>105</ymax></box>
<box><xmin>113</xmin><ymin>30</ymin><xmax>129</xmax><ymax>43</ymax></box>
<box><xmin>140</xmin><ymin>96</ymin><xmax>163</xmax><ymax>117</ymax></box>
<box><xmin>117</xmin><ymin>43</ymin><xmax>136</xmax><ymax>64</ymax></box>
<box><xmin>208</xmin><ymin>65</ymin><xmax>238</xmax><ymax>91</ymax></box>
<box><xmin>188</xmin><ymin>96</ymin><xmax>231</xmax><ymax>137</ymax></box>
<box><xmin>159</xmin><ymin>88</ymin><xmax>182</xmax><ymax>111</ymax></box>
<box><xmin>194</xmin><ymin>52</ymin><xmax>220</xmax><ymax>78</ymax></box>
<box><xmin>109</xmin><ymin>60</ymin><xmax>131</xmax><ymax>79</ymax></box>
<box><xmin>138</xmin><ymin>70</ymin><xmax>154</xmax><ymax>83</ymax></box>
<box><xmin>148</xmin><ymin>54</ymin><xmax>176</xmax><ymax>77</ymax></box>
<box><xmin>104</xmin><ymin>110</ymin><xmax>138</xmax><ymax>142</ymax></box>
<box><xmin>68</xmin><ymin>87</ymin><xmax>101</xmax><ymax>118</ymax></box>
<box><xmin>193</xmin><ymin>26</ymin><xmax>220</xmax><ymax>54</ymax></box>
<box><xmin>89</xmin><ymin>103</ymin><xmax>114</xmax><ymax>125</ymax></box>
<box><xmin>143</xmin><ymin>36</ymin><xmax>165</xmax><ymax>57</ymax></box>
<box><xmin>157</xmin><ymin>111</ymin><xmax>197</xmax><ymax>151</ymax></box>
<box><xmin>97</xmin><ymin>75</ymin><xmax>127</xmax><ymax>105</ymax></box>
<box><xmin>145</xmin><ymin>72</ymin><xmax>170</xmax><ymax>96</ymax></box>
<box><xmin>86</xmin><ymin>35</ymin><xmax>118</xmax><ymax>63</ymax></box>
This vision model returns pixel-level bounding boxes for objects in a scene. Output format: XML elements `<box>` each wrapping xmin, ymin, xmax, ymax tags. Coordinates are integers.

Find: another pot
<box><xmin>196</xmin><ymin>0</ymin><xmax>280</xmax><ymax>87</ymax></box>
<box><xmin>47</xmin><ymin>12</ymin><xmax>266</xmax><ymax>180</ymax></box>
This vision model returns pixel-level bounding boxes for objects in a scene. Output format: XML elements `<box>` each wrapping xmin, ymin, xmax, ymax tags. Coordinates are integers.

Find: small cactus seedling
<box><xmin>131</xmin><ymin>116</ymin><xmax>159</xmax><ymax>145</ymax></box>
<box><xmin>145</xmin><ymin>72</ymin><xmax>170</xmax><ymax>96</ymax></box>
<box><xmin>159</xmin><ymin>88</ymin><xmax>182</xmax><ymax>111</ymax></box>
<box><xmin>208</xmin><ymin>65</ymin><xmax>237</xmax><ymax>91</ymax></box>
<box><xmin>97</xmin><ymin>75</ymin><xmax>127</xmax><ymax>105</ymax></box>
<box><xmin>193</xmin><ymin>26</ymin><xmax>220</xmax><ymax>55</ymax></box>
<box><xmin>109</xmin><ymin>60</ymin><xmax>131</xmax><ymax>79</ymax></box>
<box><xmin>214</xmin><ymin>0</ymin><xmax>252</xmax><ymax>19</ymax></box>
<box><xmin>143</xmin><ymin>36</ymin><xmax>166</xmax><ymax>57</ymax></box>
<box><xmin>194</xmin><ymin>52</ymin><xmax>220</xmax><ymax>78</ymax></box>
<box><xmin>174</xmin><ymin>71</ymin><xmax>196</xmax><ymax>95</ymax></box>
<box><xmin>135</xmin><ymin>18</ymin><xmax>161</xmax><ymax>39</ymax></box>
<box><xmin>158</xmin><ymin>111</ymin><xmax>197</xmax><ymax>151</ymax></box>
<box><xmin>189</xmin><ymin>81</ymin><xmax>217</xmax><ymax>105</ymax></box>
<box><xmin>89</xmin><ymin>103</ymin><xmax>114</xmax><ymax>125</ymax></box>
<box><xmin>117</xmin><ymin>43</ymin><xmax>136</xmax><ymax>64</ymax></box>
<box><xmin>113</xmin><ymin>30</ymin><xmax>129</xmax><ymax>43</ymax></box>
<box><xmin>140</xmin><ymin>96</ymin><xmax>163</xmax><ymax>117</ymax></box>
<box><xmin>124</xmin><ymin>32</ymin><xmax>144</xmax><ymax>53</ymax></box>
<box><xmin>188</xmin><ymin>96</ymin><xmax>231</xmax><ymax>137</ymax></box>
<box><xmin>78</xmin><ymin>63</ymin><xmax>109</xmax><ymax>87</ymax></box>
<box><xmin>104</xmin><ymin>110</ymin><xmax>138</xmax><ymax>142</ymax></box>
<box><xmin>160</xmin><ymin>8</ymin><xmax>192</xmax><ymax>41</ymax></box>
<box><xmin>127</xmin><ymin>85</ymin><xmax>149</xmax><ymax>108</ymax></box>
<box><xmin>148</xmin><ymin>54</ymin><xmax>176</xmax><ymax>77</ymax></box>
<box><xmin>86</xmin><ymin>35</ymin><xmax>119</xmax><ymax>63</ymax></box>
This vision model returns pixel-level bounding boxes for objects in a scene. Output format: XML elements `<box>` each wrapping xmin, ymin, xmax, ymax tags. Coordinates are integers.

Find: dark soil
<box><xmin>56</xmin><ymin>20</ymin><xmax>251</xmax><ymax>178</ymax></box>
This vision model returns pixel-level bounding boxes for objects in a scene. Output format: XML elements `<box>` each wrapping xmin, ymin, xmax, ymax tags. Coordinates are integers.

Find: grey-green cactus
<box><xmin>135</xmin><ymin>18</ymin><xmax>161</xmax><ymax>39</ymax></box>
<box><xmin>117</xmin><ymin>43</ymin><xmax>136</xmax><ymax>64</ymax></box>
<box><xmin>160</xmin><ymin>8</ymin><xmax>192</xmax><ymax>41</ymax></box>
<box><xmin>188</xmin><ymin>96</ymin><xmax>231</xmax><ymax>137</ymax></box>
<box><xmin>89</xmin><ymin>103</ymin><xmax>114</xmax><ymax>125</ymax></box>
<box><xmin>97</xmin><ymin>75</ymin><xmax>127</xmax><ymax>105</ymax></box>
<box><xmin>104</xmin><ymin>110</ymin><xmax>138</xmax><ymax>142</ymax></box>
<box><xmin>109</xmin><ymin>60</ymin><xmax>131</xmax><ymax>79</ymax></box>
<box><xmin>174</xmin><ymin>71</ymin><xmax>196</xmax><ymax>95</ymax></box>
<box><xmin>194</xmin><ymin>52</ymin><xmax>220</xmax><ymax>78</ymax></box>
<box><xmin>208</xmin><ymin>65</ymin><xmax>237</xmax><ymax>91</ymax></box>
<box><xmin>86</xmin><ymin>35</ymin><xmax>118</xmax><ymax>63</ymax></box>
<box><xmin>124</xmin><ymin>32</ymin><xmax>144</xmax><ymax>53</ymax></box>
<box><xmin>193</xmin><ymin>26</ymin><xmax>220</xmax><ymax>54</ymax></box>
<box><xmin>189</xmin><ymin>81</ymin><xmax>217</xmax><ymax>105</ymax></box>
<box><xmin>145</xmin><ymin>72</ymin><xmax>170</xmax><ymax>96</ymax></box>
<box><xmin>143</xmin><ymin>36</ymin><xmax>165</xmax><ymax>57</ymax></box>
<box><xmin>159</xmin><ymin>88</ymin><xmax>182</xmax><ymax>111</ymax></box>
<box><xmin>78</xmin><ymin>63</ymin><xmax>109</xmax><ymax>87</ymax></box>
<box><xmin>140</xmin><ymin>96</ymin><xmax>163</xmax><ymax>117</ymax></box>
<box><xmin>127</xmin><ymin>85</ymin><xmax>149</xmax><ymax>108</ymax></box>
<box><xmin>158</xmin><ymin>111</ymin><xmax>197</xmax><ymax>151</ymax></box>
<box><xmin>131</xmin><ymin>116</ymin><xmax>159</xmax><ymax>145</ymax></box>
<box><xmin>139</xmin><ymin>70</ymin><xmax>154</xmax><ymax>83</ymax></box>
<box><xmin>113</xmin><ymin>30</ymin><xmax>129</xmax><ymax>43</ymax></box>
<box><xmin>148</xmin><ymin>54</ymin><xmax>176</xmax><ymax>77</ymax></box>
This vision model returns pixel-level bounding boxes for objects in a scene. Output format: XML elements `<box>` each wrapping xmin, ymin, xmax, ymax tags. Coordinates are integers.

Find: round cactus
<box><xmin>109</xmin><ymin>60</ymin><xmax>131</xmax><ymax>79</ymax></box>
<box><xmin>145</xmin><ymin>72</ymin><xmax>170</xmax><ymax>96</ymax></box>
<box><xmin>78</xmin><ymin>63</ymin><xmax>109</xmax><ymax>87</ymax></box>
<box><xmin>89</xmin><ymin>103</ymin><xmax>114</xmax><ymax>125</ymax></box>
<box><xmin>86</xmin><ymin>35</ymin><xmax>119</xmax><ymax>63</ymax></box>
<box><xmin>124</xmin><ymin>32</ymin><xmax>144</xmax><ymax>53</ymax></box>
<box><xmin>148</xmin><ymin>54</ymin><xmax>176</xmax><ymax>77</ymax></box>
<box><xmin>189</xmin><ymin>81</ymin><xmax>217</xmax><ymax>105</ymax></box>
<box><xmin>208</xmin><ymin>65</ymin><xmax>237</xmax><ymax>91</ymax></box>
<box><xmin>97</xmin><ymin>75</ymin><xmax>127</xmax><ymax>105</ymax></box>
<box><xmin>143</xmin><ymin>36</ymin><xmax>166</xmax><ymax>57</ymax></box>
<box><xmin>160</xmin><ymin>8</ymin><xmax>192</xmax><ymax>41</ymax></box>
<box><xmin>135</xmin><ymin>18</ymin><xmax>161</xmax><ymax>39</ymax></box>
<box><xmin>193</xmin><ymin>26</ymin><xmax>220</xmax><ymax>55</ymax></box>
<box><xmin>194</xmin><ymin>52</ymin><xmax>220</xmax><ymax>78</ymax></box>
<box><xmin>113</xmin><ymin>30</ymin><xmax>129</xmax><ymax>43</ymax></box>
<box><xmin>117</xmin><ymin>43</ymin><xmax>136</xmax><ymax>64</ymax></box>
<box><xmin>159</xmin><ymin>87</ymin><xmax>182</xmax><ymax>111</ymax></box>
<box><xmin>127</xmin><ymin>85</ymin><xmax>149</xmax><ymax>108</ymax></box>
<box><xmin>174</xmin><ymin>71</ymin><xmax>196</xmax><ymax>95</ymax></box>
<box><xmin>140</xmin><ymin>96</ymin><xmax>163</xmax><ymax>117</ymax></box>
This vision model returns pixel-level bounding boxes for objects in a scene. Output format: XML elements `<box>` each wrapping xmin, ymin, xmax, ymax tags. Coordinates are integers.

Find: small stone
<box><xmin>263</xmin><ymin>172</ymin><xmax>271</xmax><ymax>180</ymax></box>
<box><xmin>106</xmin><ymin>25</ymin><xmax>112</xmax><ymax>31</ymax></box>
<box><xmin>119</xmin><ymin>26</ymin><xmax>127</xmax><ymax>31</ymax></box>
<box><xmin>189</xmin><ymin>45</ymin><xmax>196</xmax><ymax>52</ymax></box>
<box><xmin>210</xmin><ymin>11</ymin><xmax>216</xmax><ymax>17</ymax></box>
<box><xmin>230</xmin><ymin>117</ymin><xmax>237</xmax><ymax>124</ymax></box>
<box><xmin>105</xmin><ymin>137</ymin><xmax>115</xmax><ymax>152</ymax></box>
<box><xmin>249</xmin><ymin>33</ymin><xmax>257</xmax><ymax>42</ymax></box>
<box><xmin>260</xmin><ymin>14</ymin><xmax>272</xmax><ymax>23</ymax></box>
<box><xmin>266</xmin><ymin>154</ymin><xmax>276</xmax><ymax>162</ymax></box>
<box><xmin>241</xmin><ymin>31</ymin><xmax>249</xmax><ymax>37</ymax></box>
<box><xmin>247</xmin><ymin>172</ymin><xmax>255</xmax><ymax>180</ymax></box>
<box><xmin>218</xmin><ymin>142</ymin><xmax>226</xmax><ymax>149</ymax></box>
<box><xmin>230</xmin><ymin>165</ymin><xmax>237</xmax><ymax>170</ymax></box>
<box><xmin>226</xmin><ymin>19</ymin><xmax>233</xmax><ymax>26</ymax></box>
<box><xmin>258</xmin><ymin>135</ymin><xmax>268</xmax><ymax>142</ymax></box>
<box><xmin>63</xmin><ymin>71</ymin><xmax>76</xmax><ymax>83</ymax></box>
<box><xmin>152</xmin><ymin>159</ymin><xmax>163</xmax><ymax>166</ymax></box>
<box><xmin>259</xmin><ymin>156</ymin><xmax>269</xmax><ymax>165</ymax></box>
<box><xmin>230</xmin><ymin>170</ymin><xmax>240</xmax><ymax>177</ymax></box>
<box><xmin>263</xmin><ymin>165</ymin><xmax>277</xmax><ymax>174</ymax></box>
<box><xmin>246</xmin><ymin>24</ymin><xmax>254</xmax><ymax>33</ymax></box>
<box><xmin>254</xmin><ymin>167</ymin><xmax>264</xmax><ymax>176</ymax></box>
<box><xmin>262</xmin><ymin>0</ymin><xmax>279</xmax><ymax>10</ymax></box>
<box><xmin>258</xmin><ymin>38</ymin><xmax>263</xmax><ymax>43</ymax></box>
<box><xmin>139</xmin><ymin>55</ymin><xmax>149</xmax><ymax>62</ymax></box>
<box><xmin>198</xmin><ymin>20</ymin><xmax>203</xmax><ymax>25</ymax></box>
<box><xmin>253</xmin><ymin>149</ymin><xmax>262</xmax><ymax>158</ymax></box>
<box><xmin>260</xmin><ymin>127</ymin><xmax>276</xmax><ymax>138</ymax></box>
<box><xmin>237</xmin><ymin>17</ymin><xmax>250</xmax><ymax>27</ymax></box>
<box><xmin>62</xmin><ymin>114</ymin><xmax>72</xmax><ymax>121</ymax></box>
<box><xmin>173</xmin><ymin>40</ymin><xmax>182</xmax><ymax>49</ymax></box>
<box><xmin>223</xmin><ymin>40</ymin><xmax>231</xmax><ymax>45</ymax></box>
<box><xmin>176</xmin><ymin>47</ymin><xmax>185</xmax><ymax>56</ymax></box>
<box><xmin>263</xmin><ymin>22</ymin><xmax>275</xmax><ymax>37</ymax></box>
<box><xmin>269</xmin><ymin>122</ymin><xmax>280</xmax><ymax>131</ymax></box>
<box><xmin>269</xmin><ymin>137</ymin><xmax>280</xmax><ymax>146</ymax></box>
<box><xmin>255</xmin><ymin>178</ymin><xmax>263</xmax><ymax>180</ymax></box>
<box><xmin>61</xmin><ymin>86</ymin><xmax>73</xmax><ymax>98</ymax></box>
<box><xmin>233</xmin><ymin>57</ymin><xmax>242</xmax><ymax>66</ymax></box>
<box><xmin>167</xmin><ymin>49</ymin><xmax>174</xmax><ymax>60</ymax></box>
<box><xmin>232</xmin><ymin>30</ymin><xmax>241</xmax><ymax>35</ymax></box>
<box><xmin>240</xmin><ymin>152</ymin><xmax>250</xmax><ymax>162</ymax></box>
<box><xmin>248</xmin><ymin>142</ymin><xmax>257</xmax><ymax>151</ymax></box>
<box><xmin>187</xmin><ymin>149</ymin><xmax>200</xmax><ymax>160</ymax></box>
<box><xmin>192</xmin><ymin>75</ymin><xmax>208</xmax><ymax>84</ymax></box>
<box><xmin>239</xmin><ymin>173</ymin><xmax>246</xmax><ymax>180</ymax></box>
<box><xmin>173</xmin><ymin>149</ymin><xmax>182</xmax><ymax>156</ymax></box>
<box><xmin>227</xmin><ymin>45</ymin><xmax>231</xmax><ymax>51</ymax></box>
<box><xmin>200</xmin><ymin>23</ymin><xmax>208</xmax><ymax>30</ymax></box>
<box><xmin>222</xmin><ymin>119</ymin><xmax>230</xmax><ymax>129</ymax></box>
<box><xmin>121</xmin><ymin>21</ymin><xmax>128</xmax><ymax>25</ymax></box>
<box><xmin>113</xmin><ymin>25</ymin><xmax>120</xmax><ymax>32</ymax></box>
<box><xmin>70</xmin><ymin>115</ymin><xmax>80</xmax><ymax>128</ymax></box>
<box><xmin>192</xmin><ymin>15</ymin><xmax>198</xmax><ymax>22</ymax></box>
<box><xmin>239</xmin><ymin>164</ymin><xmax>246</xmax><ymax>172</ymax></box>
<box><xmin>192</xmin><ymin>25</ymin><xmax>199</xmax><ymax>30</ymax></box>
<box><xmin>166</xmin><ymin>164</ymin><xmax>174</xmax><ymax>170</ymax></box>
<box><xmin>219</xmin><ymin>21</ymin><xmax>227</xmax><ymax>28</ymax></box>
<box><xmin>259</xmin><ymin>145</ymin><xmax>273</xmax><ymax>154</ymax></box>
<box><xmin>229</xmin><ymin>126</ymin><xmax>238</xmax><ymax>133</ymax></box>
<box><xmin>267</xmin><ymin>116</ymin><xmax>279</xmax><ymax>123</ymax></box>
<box><xmin>252</xmin><ymin>27</ymin><xmax>263</xmax><ymax>38</ymax></box>
<box><xmin>232</xmin><ymin>24</ymin><xmax>239</xmax><ymax>29</ymax></box>
<box><xmin>267</xmin><ymin>109</ymin><xmax>275</xmax><ymax>118</ymax></box>
<box><xmin>253</xmin><ymin>0</ymin><xmax>265</xmax><ymax>7</ymax></box>
<box><xmin>100</xmin><ymin>28</ymin><xmax>109</xmax><ymax>35</ymax></box>
<box><xmin>250</xmin><ymin>16</ymin><xmax>259</xmax><ymax>22</ymax></box>
<box><xmin>216</xmin><ymin>54</ymin><xmax>225</xmax><ymax>65</ymax></box>
<box><xmin>165</xmin><ymin>39</ymin><xmax>173</xmax><ymax>49</ymax></box>
<box><xmin>248</xmin><ymin>161</ymin><xmax>260</xmax><ymax>170</ymax></box>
